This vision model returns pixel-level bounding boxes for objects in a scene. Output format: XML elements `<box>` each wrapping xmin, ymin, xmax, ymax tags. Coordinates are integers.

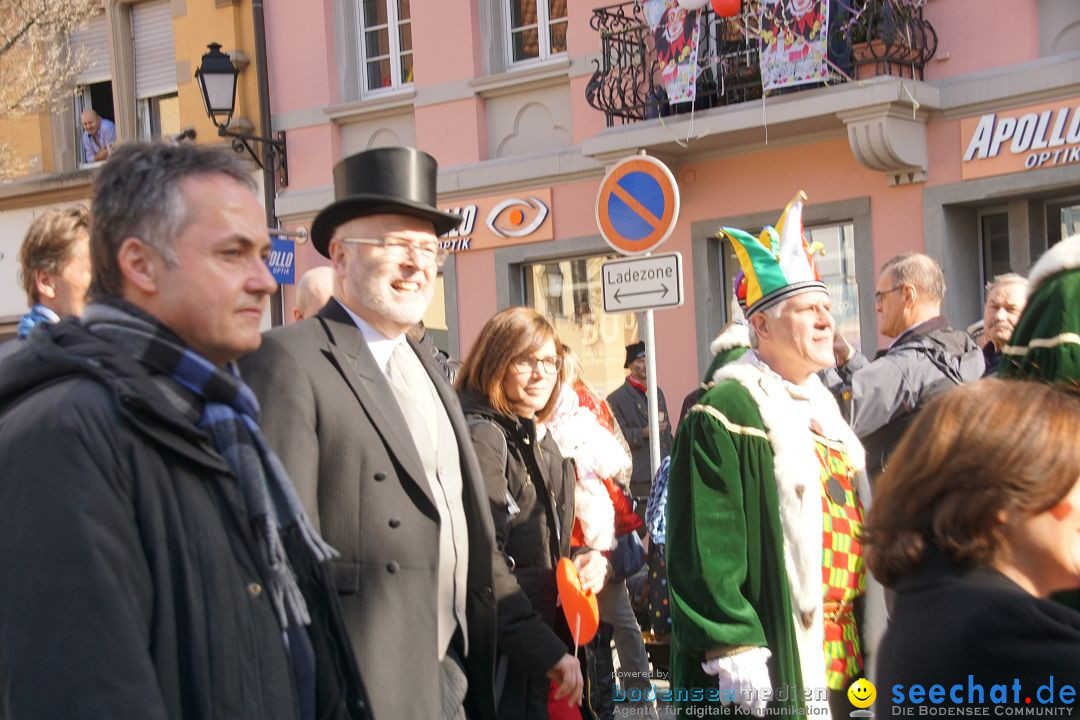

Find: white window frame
<box><xmin>358</xmin><ymin>0</ymin><xmax>413</xmax><ymax>95</ymax></box>
<box><xmin>131</xmin><ymin>0</ymin><xmax>178</xmax><ymax>140</ymax></box>
<box><xmin>70</xmin><ymin>12</ymin><xmax>113</xmax><ymax>169</ymax></box>
<box><xmin>504</xmin><ymin>0</ymin><xmax>567</xmax><ymax>68</ymax></box>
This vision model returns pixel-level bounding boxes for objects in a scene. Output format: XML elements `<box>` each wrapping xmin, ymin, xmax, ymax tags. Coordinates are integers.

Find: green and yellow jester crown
<box><xmin>718</xmin><ymin>191</ymin><xmax>825</xmax><ymax>316</ymax></box>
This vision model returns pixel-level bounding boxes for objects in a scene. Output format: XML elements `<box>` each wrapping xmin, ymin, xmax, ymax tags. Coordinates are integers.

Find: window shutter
<box><xmin>71</xmin><ymin>13</ymin><xmax>110</xmax><ymax>85</ymax></box>
<box><xmin>132</xmin><ymin>0</ymin><xmax>177</xmax><ymax>99</ymax></box>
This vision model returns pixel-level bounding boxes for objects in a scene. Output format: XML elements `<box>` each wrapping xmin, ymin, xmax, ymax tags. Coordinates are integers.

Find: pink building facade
<box><xmin>262</xmin><ymin>0</ymin><xmax>1080</xmax><ymax>402</ymax></box>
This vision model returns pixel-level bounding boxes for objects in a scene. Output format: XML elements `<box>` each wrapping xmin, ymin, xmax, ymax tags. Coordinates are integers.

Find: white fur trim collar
<box><xmin>714</xmin><ymin>351</ymin><xmax>866</xmax><ymax>701</ymax></box>
<box><xmin>1029</xmin><ymin>236</ymin><xmax>1080</xmax><ymax>290</ymax></box>
<box><xmin>709</xmin><ymin>322</ymin><xmax>751</xmax><ymax>356</ymax></box>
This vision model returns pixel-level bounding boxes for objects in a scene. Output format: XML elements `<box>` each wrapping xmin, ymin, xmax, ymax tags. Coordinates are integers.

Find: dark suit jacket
<box><xmin>240</xmin><ymin>299</ymin><xmax>534</xmax><ymax>720</ymax></box>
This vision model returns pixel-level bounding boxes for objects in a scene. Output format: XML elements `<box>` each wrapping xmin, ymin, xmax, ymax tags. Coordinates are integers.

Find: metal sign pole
<box><xmin>645</xmin><ymin>307</ymin><xmax>661</xmax><ymax>479</ymax></box>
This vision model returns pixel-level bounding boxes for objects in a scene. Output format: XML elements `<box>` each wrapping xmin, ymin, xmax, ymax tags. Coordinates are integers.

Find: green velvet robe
<box><xmin>666</xmin><ymin>377</ymin><xmax>807</xmax><ymax>715</ymax></box>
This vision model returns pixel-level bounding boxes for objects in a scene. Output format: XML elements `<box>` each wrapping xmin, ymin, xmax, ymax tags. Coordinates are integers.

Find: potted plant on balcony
<box><xmin>848</xmin><ymin>0</ymin><xmax>914</xmax><ymax>78</ymax></box>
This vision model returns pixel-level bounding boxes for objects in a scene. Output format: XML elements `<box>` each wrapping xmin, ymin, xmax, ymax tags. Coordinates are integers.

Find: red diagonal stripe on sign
<box><xmin>611</xmin><ymin>182</ymin><xmax>663</xmax><ymax>230</ymax></box>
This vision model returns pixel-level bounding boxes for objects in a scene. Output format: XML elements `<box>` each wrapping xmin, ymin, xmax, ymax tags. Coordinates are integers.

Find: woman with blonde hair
<box><xmin>457</xmin><ymin>307</ymin><xmax>608</xmax><ymax>720</ymax></box>
<box><xmin>863</xmin><ymin>379</ymin><xmax>1080</xmax><ymax>712</ymax></box>
<box><xmin>546</xmin><ymin>344</ymin><xmax>657</xmax><ymax>717</ymax></box>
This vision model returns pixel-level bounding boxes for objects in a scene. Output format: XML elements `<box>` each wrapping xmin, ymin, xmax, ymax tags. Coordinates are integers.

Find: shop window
<box><xmin>359</xmin><ymin>0</ymin><xmax>413</xmax><ymax>93</ymax></box>
<box><xmin>523</xmin><ymin>254</ymin><xmax>639</xmax><ymax>396</ymax></box>
<box><xmin>422</xmin><ymin>274</ymin><xmax>452</xmax><ymax>361</ymax></box>
<box><xmin>1045</xmin><ymin>197</ymin><xmax>1080</xmax><ymax>249</ymax></box>
<box><xmin>979</xmin><ymin>210</ymin><xmax>1011</xmax><ymax>290</ymax></box>
<box><xmin>506</xmin><ymin>0</ymin><xmax>567</xmax><ymax>66</ymax></box>
<box><xmin>719</xmin><ymin>220</ymin><xmax>862</xmax><ymax>351</ymax></box>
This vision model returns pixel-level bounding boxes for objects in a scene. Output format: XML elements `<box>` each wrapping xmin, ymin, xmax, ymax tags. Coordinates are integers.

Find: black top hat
<box><xmin>309</xmin><ymin>147</ymin><xmax>463</xmax><ymax>257</ymax></box>
<box><xmin>624</xmin><ymin>341</ymin><xmax>646</xmax><ymax>368</ymax></box>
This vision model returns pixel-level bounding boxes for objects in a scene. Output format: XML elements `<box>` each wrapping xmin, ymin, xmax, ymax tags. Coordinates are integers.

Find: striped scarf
<box><xmin>82</xmin><ymin>299</ymin><xmax>337</xmax><ymax>636</ymax></box>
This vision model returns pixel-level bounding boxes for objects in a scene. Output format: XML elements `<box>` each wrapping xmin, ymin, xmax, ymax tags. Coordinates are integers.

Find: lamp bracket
<box><xmin>217</xmin><ymin>126</ymin><xmax>288</xmax><ymax>187</ymax></box>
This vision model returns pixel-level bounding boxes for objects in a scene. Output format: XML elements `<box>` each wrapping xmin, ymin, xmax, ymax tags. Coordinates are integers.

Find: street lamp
<box><xmin>194</xmin><ymin>43</ymin><xmax>239</xmax><ymax>128</ymax></box>
<box><xmin>194</xmin><ymin>42</ymin><xmax>288</xmax><ymax>186</ymax></box>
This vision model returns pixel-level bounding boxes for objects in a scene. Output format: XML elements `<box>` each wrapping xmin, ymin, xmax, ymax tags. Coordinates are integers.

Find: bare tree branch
<box><xmin>1</xmin><ymin>0</ymin><xmax>102</xmax><ymax>178</ymax></box>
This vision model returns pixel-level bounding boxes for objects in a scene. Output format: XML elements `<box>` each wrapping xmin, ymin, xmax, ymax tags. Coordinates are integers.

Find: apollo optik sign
<box><xmin>961</xmin><ymin>97</ymin><xmax>1080</xmax><ymax>180</ymax></box>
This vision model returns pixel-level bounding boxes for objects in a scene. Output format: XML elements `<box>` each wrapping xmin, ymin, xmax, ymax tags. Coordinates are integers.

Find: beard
<box><xmin>368</xmin><ymin>284</ymin><xmax>433</xmax><ymax>328</ymax></box>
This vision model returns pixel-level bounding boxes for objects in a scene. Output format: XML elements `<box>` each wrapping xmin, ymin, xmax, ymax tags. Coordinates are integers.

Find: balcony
<box><xmin>585</xmin><ymin>0</ymin><xmax>937</xmax><ymax>128</ymax></box>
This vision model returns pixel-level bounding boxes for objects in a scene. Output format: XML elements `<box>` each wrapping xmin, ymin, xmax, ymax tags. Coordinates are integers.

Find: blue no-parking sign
<box><xmin>595</xmin><ymin>155</ymin><xmax>680</xmax><ymax>256</ymax></box>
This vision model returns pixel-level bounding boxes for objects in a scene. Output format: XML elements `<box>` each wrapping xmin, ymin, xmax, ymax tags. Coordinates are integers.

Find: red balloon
<box><xmin>711</xmin><ymin>0</ymin><xmax>740</xmax><ymax>17</ymax></box>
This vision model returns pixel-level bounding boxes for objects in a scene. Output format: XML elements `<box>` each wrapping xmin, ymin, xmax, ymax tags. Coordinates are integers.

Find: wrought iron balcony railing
<box><xmin>585</xmin><ymin>0</ymin><xmax>937</xmax><ymax>127</ymax></box>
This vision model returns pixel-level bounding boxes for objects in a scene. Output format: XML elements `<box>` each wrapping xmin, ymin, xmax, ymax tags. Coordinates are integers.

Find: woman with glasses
<box><xmin>457</xmin><ymin>307</ymin><xmax>608</xmax><ymax>720</ymax></box>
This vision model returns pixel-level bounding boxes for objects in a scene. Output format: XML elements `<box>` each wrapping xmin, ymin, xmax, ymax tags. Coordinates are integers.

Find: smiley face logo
<box><xmin>848</xmin><ymin>678</ymin><xmax>876</xmax><ymax>709</ymax></box>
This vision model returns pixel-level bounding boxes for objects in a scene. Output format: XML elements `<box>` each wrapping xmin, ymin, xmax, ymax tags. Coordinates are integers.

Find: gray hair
<box><xmin>985</xmin><ymin>272</ymin><xmax>1028</xmax><ymax>298</ymax></box>
<box><xmin>881</xmin><ymin>252</ymin><xmax>946</xmax><ymax>302</ymax></box>
<box><xmin>89</xmin><ymin>142</ymin><xmax>256</xmax><ymax>299</ymax></box>
<box><xmin>746</xmin><ymin>298</ymin><xmax>789</xmax><ymax>349</ymax></box>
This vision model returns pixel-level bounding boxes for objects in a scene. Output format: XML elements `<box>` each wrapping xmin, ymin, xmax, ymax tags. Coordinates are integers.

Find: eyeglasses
<box><xmin>337</xmin><ymin>236</ymin><xmax>449</xmax><ymax>267</ymax></box>
<box><xmin>874</xmin><ymin>286</ymin><xmax>905</xmax><ymax>304</ymax></box>
<box><xmin>512</xmin><ymin>356</ymin><xmax>562</xmax><ymax>376</ymax></box>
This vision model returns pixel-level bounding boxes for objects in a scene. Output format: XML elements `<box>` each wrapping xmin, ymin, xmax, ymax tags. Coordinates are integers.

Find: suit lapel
<box><xmin>317</xmin><ymin>300</ymin><xmax>437</xmax><ymax>511</ymax></box>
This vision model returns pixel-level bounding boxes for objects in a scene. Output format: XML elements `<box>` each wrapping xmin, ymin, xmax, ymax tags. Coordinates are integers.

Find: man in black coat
<box><xmin>0</xmin><ymin>142</ymin><xmax>369</xmax><ymax>719</ymax></box>
<box><xmin>606</xmin><ymin>341</ymin><xmax>674</xmax><ymax>498</ymax></box>
<box><xmin>240</xmin><ymin>147</ymin><xmax>581</xmax><ymax>720</ymax></box>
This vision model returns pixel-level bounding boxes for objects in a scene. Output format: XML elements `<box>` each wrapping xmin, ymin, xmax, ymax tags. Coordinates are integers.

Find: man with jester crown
<box><xmin>665</xmin><ymin>192</ymin><xmax>885</xmax><ymax>719</ymax></box>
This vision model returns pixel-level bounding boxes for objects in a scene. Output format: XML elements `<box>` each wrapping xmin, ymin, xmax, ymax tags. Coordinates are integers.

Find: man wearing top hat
<box><xmin>665</xmin><ymin>193</ymin><xmax>884</xmax><ymax>719</ymax></box>
<box><xmin>240</xmin><ymin>147</ymin><xmax>582</xmax><ymax>720</ymax></box>
<box><xmin>606</xmin><ymin>341</ymin><xmax>674</xmax><ymax>499</ymax></box>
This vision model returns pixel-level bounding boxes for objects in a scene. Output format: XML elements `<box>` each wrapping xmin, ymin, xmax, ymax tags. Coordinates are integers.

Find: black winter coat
<box><xmin>0</xmin><ymin>319</ymin><xmax>369</xmax><ymax>720</ymax></box>
<box><xmin>460</xmin><ymin>390</ymin><xmax>577</xmax><ymax>720</ymax></box>
<box><xmin>877</xmin><ymin>551</ymin><xmax>1080</xmax><ymax>713</ymax></box>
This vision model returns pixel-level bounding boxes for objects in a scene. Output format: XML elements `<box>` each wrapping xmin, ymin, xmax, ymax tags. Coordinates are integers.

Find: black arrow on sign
<box><xmin>614</xmin><ymin>284</ymin><xmax>670</xmax><ymax>303</ymax></box>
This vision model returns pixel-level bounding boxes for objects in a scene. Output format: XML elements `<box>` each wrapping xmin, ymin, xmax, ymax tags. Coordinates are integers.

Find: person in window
<box><xmin>457</xmin><ymin>307</ymin><xmax>608</xmax><ymax>720</ymax></box>
<box><xmin>81</xmin><ymin>109</ymin><xmax>116</xmax><ymax>163</ymax></box>
<box><xmin>864</xmin><ymin>379</ymin><xmax>1080</xmax><ymax>713</ymax></box>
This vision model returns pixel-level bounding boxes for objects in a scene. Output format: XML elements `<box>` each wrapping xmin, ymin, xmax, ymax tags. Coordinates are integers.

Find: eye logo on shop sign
<box><xmin>485</xmin><ymin>196</ymin><xmax>549</xmax><ymax>238</ymax></box>
<box><xmin>439</xmin><ymin>188</ymin><xmax>554</xmax><ymax>253</ymax></box>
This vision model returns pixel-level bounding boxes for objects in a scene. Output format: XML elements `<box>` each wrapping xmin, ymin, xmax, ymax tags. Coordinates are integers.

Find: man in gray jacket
<box><xmin>833</xmin><ymin>252</ymin><xmax>984</xmax><ymax>478</ymax></box>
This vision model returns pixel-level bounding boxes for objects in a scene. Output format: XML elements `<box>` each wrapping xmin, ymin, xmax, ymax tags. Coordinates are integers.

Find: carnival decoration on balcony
<box><xmin>585</xmin><ymin>0</ymin><xmax>937</xmax><ymax>128</ymax></box>
<box><xmin>759</xmin><ymin>0</ymin><xmax>829</xmax><ymax>90</ymax></box>
<box><xmin>712</xmin><ymin>0</ymin><xmax>742</xmax><ymax>16</ymax></box>
<box><xmin>645</xmin><ymin>0</ymin><xmax>703</xmax><ymax>104</ymax></box>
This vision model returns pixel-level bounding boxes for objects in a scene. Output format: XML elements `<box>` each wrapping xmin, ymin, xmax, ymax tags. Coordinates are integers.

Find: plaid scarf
<box><xmin>82</xmin><ymin>299</ymin><xmax>337</xmax><ymax>635</ymax></box>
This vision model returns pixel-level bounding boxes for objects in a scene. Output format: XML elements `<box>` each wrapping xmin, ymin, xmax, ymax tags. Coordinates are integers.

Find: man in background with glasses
<box><xmin>241</xmin><ymin>147</ymin><xmax>548</xmax><ymax>720</ymax></box>
<box><xmin>832</xmin><ymin>252</ymin><xmax>984</xmax><ymax>479</ymax></box>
